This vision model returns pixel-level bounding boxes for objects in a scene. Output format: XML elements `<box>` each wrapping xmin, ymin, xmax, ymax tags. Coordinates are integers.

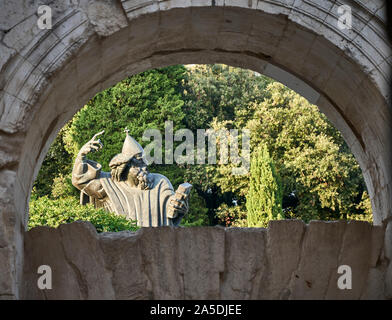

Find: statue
<box><xmin>71</xmin><ymin>129</ymin><xmax>191</xmax><ymax>227</ymax></box>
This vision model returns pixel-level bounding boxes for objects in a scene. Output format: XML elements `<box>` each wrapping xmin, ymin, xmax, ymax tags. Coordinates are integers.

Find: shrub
<box><xmin>29</xmin><ymin>196</ymin><xmax>139</xmax><ymax>233</ymax></box>
<box><xmin>215</xmin><ymin>203</ymin><xmax>248</xmax><ymax>227</ymax></box>
<box><xmin>180</xmin><ymin>189</ymin><xmax>210</xmax><ymax>226</ymax></box>
<box><xmin>51</xmin><ymin>173</ymin><xmax>78</xmax><ymax>199</ymax></box>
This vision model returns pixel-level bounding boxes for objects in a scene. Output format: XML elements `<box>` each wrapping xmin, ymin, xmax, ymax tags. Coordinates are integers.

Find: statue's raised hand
<box><xmin>79</xmin><ymin>130</ymin><xmax>104</xmax><ymax>156</ymax></box>
<box><xmin>168</xmin><ymin>196</ymin><xmax>189</xmax><ymax>219</ymax></box>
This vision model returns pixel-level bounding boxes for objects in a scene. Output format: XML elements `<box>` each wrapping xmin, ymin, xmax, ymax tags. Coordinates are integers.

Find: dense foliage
<box><xmin>31</xmin><ymin>64</ymin><xmax>372</xmax><ymax>230</ymax></box>
<box><xmin>198</xmin><ymin>72</ymin><xmax>371</xmax><ymax>224</ymax></box>
<box><xmin>29</xmin><ymin>196</ymin><xmax>139</xmax><ymax>232</ymax></box>
<box><xmin>64</xmin><ymin>65</ymin><xmax>187</xmax><ymax>171</ymax></box>
<box><xmin>33</xmin><ymin>127</ymin><xmax>75</xmax><ymax>198</ymax></box>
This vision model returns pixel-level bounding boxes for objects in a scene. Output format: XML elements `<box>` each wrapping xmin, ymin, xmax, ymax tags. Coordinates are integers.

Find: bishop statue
<box><xmin>72</xmin><ymin>130</ymin><xmax>191</xmax><ymax>227</ymax></box>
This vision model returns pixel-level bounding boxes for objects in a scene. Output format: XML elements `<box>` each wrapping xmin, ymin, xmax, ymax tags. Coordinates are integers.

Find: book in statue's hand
<box><xmin>168</xmin><ymin>183</ymin><xmax>192</xmax><ymax>218</ymax></box>
<box><xmin>175</xmin><ymin>182</ymin><xmax>192</xmax><ymax>200</ymax></box>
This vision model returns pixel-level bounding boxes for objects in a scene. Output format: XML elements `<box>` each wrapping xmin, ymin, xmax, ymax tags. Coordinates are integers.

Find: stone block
<box><xmin>86</xmin><ymin>0</ymin><xmax>128</xmax><ymax>37</ymax></box>
<box><xmin>0</xmin><ymin>1</ymin><xmax>36</xmax><ymax>30</ymax></box>
<box><xmin>191</xmin><ymin>0</ymin><xmax>224</xmax><ymax>7</ymax></box>
<box><xmin>138</xmin><ymin>227</ymin><xmax>183</xmax><ymax>299</ymax></box>
<box><xmin>325</xmin><ymin>3</ymin><xmax>369</xmax><ymax>42</ymax></box>
<box><xmin>188</xmin><ymin>6</ymin><xmax>223</xmax><ymax>50</ymax></box>
<box><xmin>159</xmin><ymin>0</ymin><xmax>192</xmax><ymax>11</ymax></box>
<box><xmin>58</xmin><ymin>221</ymin><xmax>115</xmax><ymax>299</ymax></box>
<box><xmin>349</xmin><ymin>36</ymin><xmax>387</xmax><ymax>74</ymax></box>
<box><xmin>300</xmin><ymin>36</ymin><xmax>343</xmax><ymax>90</ymax></box>
<box><xmin>20</xmin><ymin>221</ymin><xmax>392</xmax><ymax>299</ymax></box>
<box><xmin>0</xmin><ymin>92</ymin><xmax>31</xmax><ymax>134</ymax></box>
<box><xmin>384</xmin><ymin>221</ymin><xmax>392</xmax><ymax>261</ymax></box>
<box><xmin>358</xmin><ymin>21</ymin><xmax>391</xmax><ymax>60</ymax></box>
<box><xmin>357</xmin><ymin>0</ymin><xmax>385</xmax><ymax>14</ymax></box>
<box><xmin>369</xmin><ymin>62</ymin><xmax>391</xmax><ymax>102</ymax></box>
<box><xmin>288</xmin><ymin>0</ymin><xmax>326</xmax><ymax>33</ymax></box>
<box><xmin>266</xmin><ymin>220</ymin><xmax>306</xmax><ymax>299</ymax></box>
<box><xmin>74</xmin><ymin>36</ymin><xmax>103</xmax><ymax>99</ymax></box>
<box><xmin>220</xmin><ymin>227</ymin><xmax>267</xmax><ymax>299</ymax></box>
<box><xmin>247</xmin><ymin>10</ymin><xmax>286</xmax><ymax>57</ymax></box>
<box><xmin>121</xmin><ymin>0</ymin><xmax>160</xmax><ymax>20</ymax></box>
<box><xmin>0</xmin><ymin>169</ymin><xmax>16</xmax><ymax>207</ymax></box>
<box><xmin>361</xmin><ymin>267</ymin><xmax>385</xmax><ymax>300</ymax></box>
<box><xmin>100</xmin><ymin>230</ymin><xmax>150</xmax><ymax>299</ymax></box>
<box><xmin>3</xmin><ymin>15</ymin><xmax>42</xmax><ymax>52</ymax></box>
<box><xmin>323</xmin><ymin>56</ymin><xmax>367</xmax><ymax>115</ymax></box>
<box><xmin>325</xmin><ymin>221</ymin><xmax>372</xmax><ymax>299</ymax></box>
<box><xmin>385</xmin><ymin>261</ymin><xmax>392</xmax><ymax>299</ymax></box>
<box><xmin>0</xmin><ymin>247</ymin><xmax>16</xmax><ymax>298</ymax></box>
<box><xmin>127</xmin><ymin>11</ymin><xmax>160</xmax><ymax>52</ymax></box>
<box><xmin>14</xmin><ymin>177</ymin><xmax>29</xmax><ymax>229</ymax></box>
<box><xmin>22</xmin><ymin>225</ymin><xmax>83</xmax><ymax>299</ymax></box>
<box><xmin>100</xmin><ymin>26</ymin><xmax>132</xmax><ymax>83</ymax></box>
<box><xmin>155</xmin><ymin>8</ymin><xmax>192</xmax><ymax>51</ymax></box>
<box><xmin>289</xmin><ymin>220</ymin><xmax>346</xmax><ymax>299</ymax></box>
<box><xmin>53</xmin><ymin>9</ymin><xmax>94</xmax><ymax>57</ymax></box>
<box><xmin>0</xmin><ymin>42</ymin><xmax>16</xmax><ymax>74</ymax></box>
<box><xmin>372</xmin><ymin>184</ymin><xmax>392</xmax><ymax>223</ymax></box>
<box><xmin>19</xmin><ymin>31</ymin><xmax>67</xmax><ymax>75</ymax></box>
<box><xmin>256</xmin><ymin>0</ymin><xmax>293</xmax><ymax>16</ymax></box>
<box><xmin>315</xmin><ymin>95</ymin><xmax>358</xmax><ymax>150</ymax></box>
<box><xmin>375</xmin><ymin>4</ymin><xmax>387</xmax><ymax>23</ymax></box>
<box><xmin>177</xmin><ymin>227</ymin><xmax>225</xmax><ymax>299</ymax></box>
<box><xmin>274</xmin><ymin>21</ymin><xmax>317</xmax><ymax>78</ymax></box>
<box><xmin>370</xmin><ymin>225</ymin><xmax>384</xmax><ymax>267</ymax></box>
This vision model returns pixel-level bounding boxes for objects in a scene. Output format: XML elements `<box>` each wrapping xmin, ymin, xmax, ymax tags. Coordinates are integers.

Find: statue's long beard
<box><xmin>129</xmin><ymin>167</ymin><xmax>152</xmax><ymax>190</ymax></box>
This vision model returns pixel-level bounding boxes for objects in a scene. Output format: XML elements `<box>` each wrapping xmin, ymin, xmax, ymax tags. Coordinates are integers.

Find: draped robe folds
<box><xmin>72</xmin><ymin>156</ymin><xmax>182</xmax><ymax>227</ymax></box>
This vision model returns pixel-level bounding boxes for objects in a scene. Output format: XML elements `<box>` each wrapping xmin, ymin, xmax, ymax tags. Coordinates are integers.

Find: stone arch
<box><xmin>0</xmin><ymin>0</ymin><xmax>390</xmax><ymax>298</ymax></box>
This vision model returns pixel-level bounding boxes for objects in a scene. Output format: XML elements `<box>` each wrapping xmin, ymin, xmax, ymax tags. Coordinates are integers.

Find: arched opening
<box><xmin>29</xmin><ymin>63</ymin><xmax>373</xmax><ymax>231</ymax></box>
<box><xmin>0</xmin><ymin>2</ymin><xmax>390</xmax><ymax>299</ymax></box>
<box><xmin>12</xmin><ymin>7</ymin><xmax>390</xmax><ymax>230</ymax></box>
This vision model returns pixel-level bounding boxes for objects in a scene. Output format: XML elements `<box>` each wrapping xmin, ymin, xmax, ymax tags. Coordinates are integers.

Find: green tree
<box><xmin>32</xmin><ymin>124</ymin><xmax>74</xmax><ymax>198</ymax></box>
<box><xmin>182</xmin><ymin>64</ymin><xmax>272</xmax><ymax>131</ymax></box>
<box><xmin>65</xmin><ymin>65</ymin><xmax>188</xmax><ymax>171</ymax></box>
<box><xmin>247</xmin><ymin>83</ymin><xmax>367</xmax><ymax>221</ymax></box>
<box><xmin>246</xmin><ymin>145</ymin><xmax>284</xmax><ymax>227</ymax></box>
<box><xmin>182</xmin><ymin>64</ymin><xmax>273</xmax><ymax>224</ymax></box>
<box><xmin>212</xmin><ymin>81</ymin><xmax>370</xmax><ymax>223</ymax></box>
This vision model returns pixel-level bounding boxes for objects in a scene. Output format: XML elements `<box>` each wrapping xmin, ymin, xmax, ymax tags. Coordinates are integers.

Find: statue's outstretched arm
<box><xmin>77</xmin><ymin>130</ymin><xmax>104</xmax><ymax>159</ymax></box>
<box><xmin>72</xmin><ymin>131</ymin><xmax>106</xmax><ymax>198</ymax></box>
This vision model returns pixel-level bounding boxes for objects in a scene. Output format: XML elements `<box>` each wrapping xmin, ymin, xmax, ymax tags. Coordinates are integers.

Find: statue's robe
<box><xmin>72</xmin><ymin>156</ymin><xmax>181</xmax><ymax>227</ymax></box>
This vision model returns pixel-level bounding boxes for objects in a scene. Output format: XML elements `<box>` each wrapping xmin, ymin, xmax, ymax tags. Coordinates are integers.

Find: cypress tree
<box><xmin>246</xmin><ymin>145</ymin><xmax>284</xmax><ymax>227</ymax></box>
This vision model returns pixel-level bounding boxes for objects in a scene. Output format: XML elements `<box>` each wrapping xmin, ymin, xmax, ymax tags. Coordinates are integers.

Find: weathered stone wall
<box><xmin>0</xmin><ymin>0</ymin><xmax>391</xmax><ymax>299</ymax></box>
<box><xmin>21</xmin><ymin>220</ymin><xmax>389</xmax><ymax>300</ymax></box>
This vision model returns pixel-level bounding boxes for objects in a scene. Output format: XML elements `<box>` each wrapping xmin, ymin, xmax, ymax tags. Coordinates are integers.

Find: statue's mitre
<box><xmin>122</xmin><ymin>129</ymin><xmax>145</xmax><ymax>160</ymax></box>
